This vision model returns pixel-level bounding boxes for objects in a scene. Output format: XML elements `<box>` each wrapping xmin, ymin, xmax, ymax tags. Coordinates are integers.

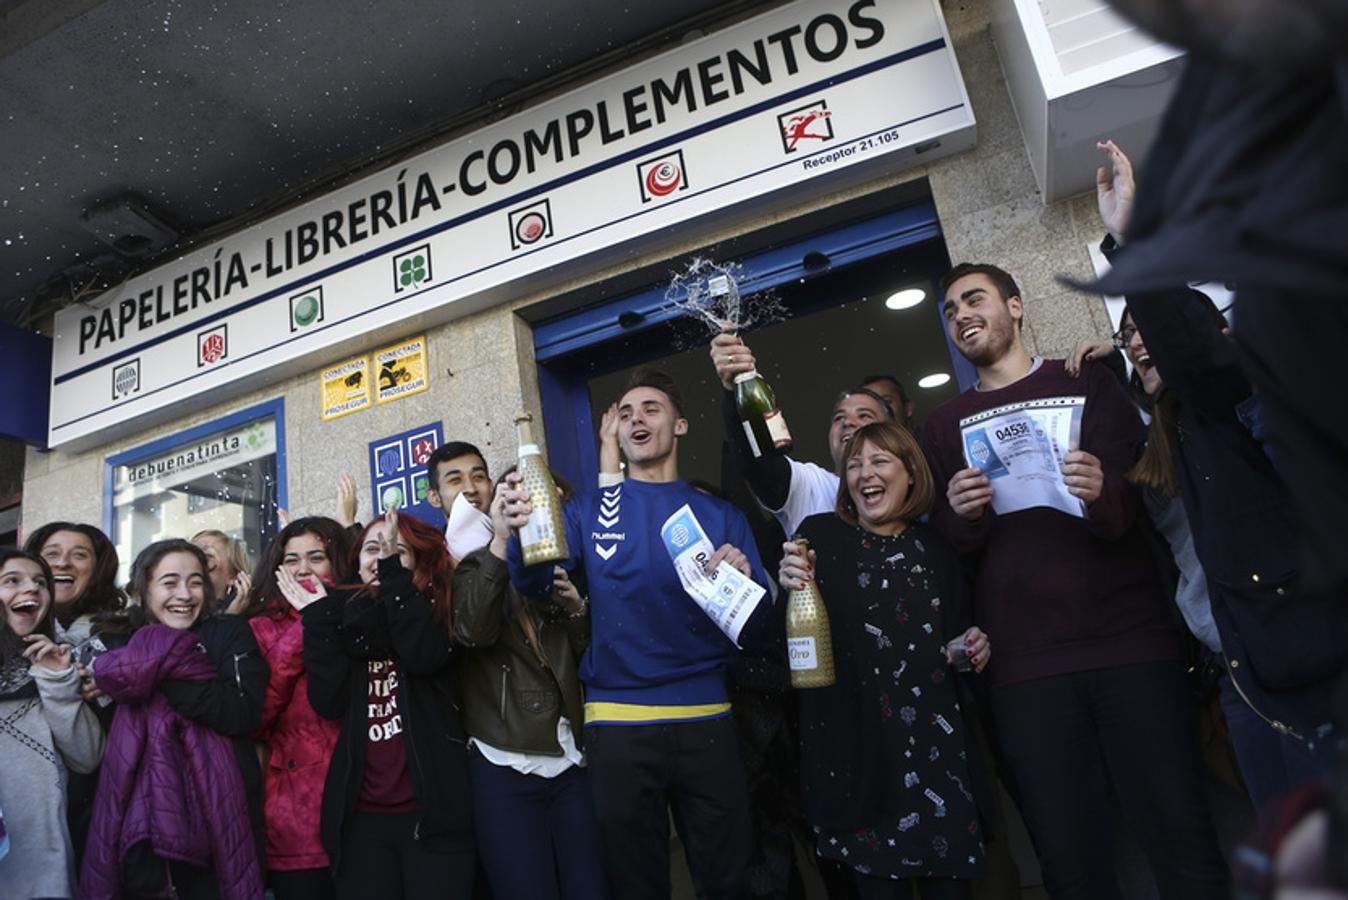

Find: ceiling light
<box><xmin>917</xmin><ymin>373</ymin><xmax>950</xmax><ymax>389</ymax></box>
<box><xmin>885</xmin><ymin>288</ymin><xmax>926</xmax><ymax>310</ymax></box>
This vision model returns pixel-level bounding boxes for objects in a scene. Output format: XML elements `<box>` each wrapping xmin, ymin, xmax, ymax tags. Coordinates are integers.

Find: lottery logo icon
<box><xmin>290</xmin><ymin>287</ymin><xmax>325</xmax><ymax>332</ymax></box>
<box><xmin>777</xmin><ymin>99</ymin><xmax>834</xmax><ymax>153</ymax></box>
<box><xmin>968</xmin><ymin>439</ymin><xmax>991</xmax><ymax>467</ymax></box>
<box><xmin>507</xmin><ymin>199</ymin><xmax>554</xmax><ymax>250</ymax></box>
<box><xmin>637</xmin><ymin>150</ymin><xmax>688</xmax><ymax>203</ymax></box>
<box><xmin>112</xmin><ymin>359</ymin><xmax>141</xmax><ymax>400</ymax></box>
<box><xmin>670</xmin><ymin>523</ymin><xmax>691</xmax><ymax>548</ymax></box>
<box><xmin>197</xmin><ymin>325</ymin><xmax>227</xmax><ymax>367</ymax></box>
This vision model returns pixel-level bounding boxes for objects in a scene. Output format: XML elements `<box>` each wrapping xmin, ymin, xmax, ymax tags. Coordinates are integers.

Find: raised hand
<box><xmin>499</xmin><ymin>471</ymin><xmax>534</xmax><ymax>530</ymax></box>
<box><xmin>710</xmin><ymin>332</ymin><xmax>758</xmax><ymax>390</ymax></box>
<box><xmin>225</xmin><ymin>570</ymin><xmax>253</xmax><ymax>615</ymax></box>
<box><xmin>598</xmin><ymin>403</ymin><xmax>623</xmax><ymax>477</ymax></box>
<box><xmin>276</xmin><ymin>565</ymin><xmax>325</xmax><ymax>612</ymax></box>
<box><xmin>1096</xmin><ymin>139</ymin><xmax>1136</xmax><ymax>243</ymax></box>
<box><xmin>378</xmin><ymin>504</ymin><xmax>400</xmax><ymax>559</ymax></box>
<box><xmin>23</xmin><ymin>634</ymin><xmax>74</xmax><ymax>672</ymax></box>
<box><xmin>1065</xmin><ymin>338</ymin><xmax>1116</xmax><ymax>377</ymax></box>
<box><xmin>337</xmin><ymin>473</ymin><xmax>360</xmax><ymax>528</ymax></box>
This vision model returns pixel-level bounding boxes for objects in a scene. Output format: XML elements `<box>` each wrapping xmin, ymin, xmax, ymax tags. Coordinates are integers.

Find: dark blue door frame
<box><xmin>531</xmin><ymin>200</ymin><xmax>974</xmax><ymax>488</ymax></box>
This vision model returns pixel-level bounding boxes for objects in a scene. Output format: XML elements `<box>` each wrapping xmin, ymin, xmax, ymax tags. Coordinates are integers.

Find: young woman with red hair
<box><xmin>298</xmin><ymin>508</ymin><xmax>472</xmax><ymax>900</ymax></box>
<box><xmin>247</xmin><ymin>517</ymin><xmax>355</xmax><ymax>900</ymax></box>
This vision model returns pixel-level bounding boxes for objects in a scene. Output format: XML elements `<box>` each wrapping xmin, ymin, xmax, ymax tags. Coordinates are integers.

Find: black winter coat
<box><xmin>1117</xmin><ymin>249</ymin><xmax>1348</xmax><ymax>738</ymax></box>
<box><xmin>303</xmin><ymin>556</ymin><xmax>472</xmax><ymax>872</ymax></box>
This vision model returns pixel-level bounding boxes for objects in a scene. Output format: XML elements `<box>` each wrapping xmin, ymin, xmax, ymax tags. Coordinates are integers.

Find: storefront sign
<box><xmin>368</xmin><ymin>422</ymin><xmax>445</xmax><ymax>531</ymax></box>
<box><xmin>320</xmin><ymin>355</ymin><xmax>372</xmax><ymax>421</ymax></box>
<box><xmin>374</xmin><ymin>335</ymin><xmax>429</xmax><ymax>404</ymax></box>
<box><xmin>48</xmin><ymin>0</ymin><xmax>974</xmax><ymax>446</ymax></box>
<box><xmin>111</xmin><ymin>415</ymin><xmax>278</xmax><ymax>505</ymax></box>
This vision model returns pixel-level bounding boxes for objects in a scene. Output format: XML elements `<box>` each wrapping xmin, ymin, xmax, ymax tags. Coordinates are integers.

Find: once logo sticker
<box><xmin>636</xmin><ymin>150</ymin><xmax>688</xmax><ymax>203</ymax></box>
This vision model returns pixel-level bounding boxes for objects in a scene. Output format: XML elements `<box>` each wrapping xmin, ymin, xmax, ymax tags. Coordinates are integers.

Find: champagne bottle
<box><xmin>733</xmin><ymin>361</ymin><xmax>792</xmax><ymax>459</ymax></box>
<box><xmin>515</xmin><ymin>412</ymin><xmax>569</xmax><ymax>566</ymax></box>
<box><xmin>785</xmin><ymin>539</ymin><xmax>835</xmax><ymax>689</ymax></box>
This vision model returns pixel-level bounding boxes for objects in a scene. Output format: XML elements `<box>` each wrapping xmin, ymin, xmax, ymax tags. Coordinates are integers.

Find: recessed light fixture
<box><xmin>884</xmin><ymin>288</ymin><xmax>926</xmax><ymax>310</ymax></box>
<box><xmin>917</xmin><ymin>373</ymin><xmax>951</xmax><ymax>389</ymax></box>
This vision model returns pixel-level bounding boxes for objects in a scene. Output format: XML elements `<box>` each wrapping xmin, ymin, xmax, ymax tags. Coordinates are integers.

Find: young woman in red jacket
<box><xmin>248</xmin><ymin>517</ymin><xmax>355</xmax><ymax>900</ymax></box>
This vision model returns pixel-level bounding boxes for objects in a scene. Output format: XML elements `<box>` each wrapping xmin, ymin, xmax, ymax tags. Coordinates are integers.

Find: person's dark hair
<box><xmin>426</xmin><ymin>441</ymin><xmax>488</xmax><ymax>487</ymax></box>
<box><xmin>250</xmin><ymin>517</ymin><xmax>355</xmax><ymax>618</ymax></box>
<box><xmin>621</xmin><ymin>367</ymin><xmax>685</xmax><ymax>418</ymax></box>
<box><xmin>351</xmin><ymin>513</ymin><xmax>454</xmax><ymax>634</ymax></box>
<box><xmin>830</xmin><ymin>386</ymin><xmax>894</xmax><ymax>423</ymax></box>
<box><xmin>860</xmin><ymin>374</ymin><xmax>911</xmax><ymax>409</ymax></box>
<box><xmin>23</xmin><ymin>521</ymin><xmax>125</xmax><ymax>620</ymax></box>
<box><xmin>128</xmin><ymin>539</ymin><xmax>215</xmax><ymax>619</ymax></box>
<box><xmin>835</xmin><ymin>421</ymin><xmax>936</xmax><ymax>527</ymax></box>
<box><xmin>0</xmin><ymin>547</ymin><xmax>57</xmax><ymax>648</ymax></box>
<box><xmin>940</xmin><ymin>263</ymin><xmax>1024</xmax><ymax>331</ymax></box>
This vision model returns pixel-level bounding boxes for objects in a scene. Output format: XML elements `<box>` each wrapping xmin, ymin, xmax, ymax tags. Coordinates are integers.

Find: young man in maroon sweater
<box><xmin>921</xmin><ymin>263</ymin><xmax>1229</xmax><ymax>900</ymax></box>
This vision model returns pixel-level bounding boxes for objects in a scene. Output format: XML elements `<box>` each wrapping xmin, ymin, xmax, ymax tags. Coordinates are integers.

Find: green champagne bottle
<box><xmin>515</xmin><ymin>412</ymin><xmax>569</xmax><ymax>566</ymax></box>
<box><xmin>735</xmin><ymin>367</ymin><xmax>792</xmax><ymax>459</ymax></box>
<box><xmin>785</xmin><ymin>539</ymin><xmax>835</xmax><ymax>689</ymax></box>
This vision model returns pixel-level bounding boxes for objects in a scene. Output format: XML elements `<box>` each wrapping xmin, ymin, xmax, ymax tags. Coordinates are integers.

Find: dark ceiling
<box><xmin>0</xmin><ymin>0</ymin><xmax>770</xmax><ymax>327</ymax></box>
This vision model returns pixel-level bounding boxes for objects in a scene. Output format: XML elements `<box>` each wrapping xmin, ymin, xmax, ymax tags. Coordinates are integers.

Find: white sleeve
<box><xmin>769</xmin><ymin>458</ymin><xmax>840</xmax><ymax>537</ymax></box>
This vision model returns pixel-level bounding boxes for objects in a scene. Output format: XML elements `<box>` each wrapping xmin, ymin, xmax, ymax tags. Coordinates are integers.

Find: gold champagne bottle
<box><xmin>785</xmin><ymin>538</ymin><xmax>835</xmax><ymax>688</ymax></box>
<box><xmin>515</xmin><ymin>412</ymin><xmax>569</xmax><ymax>566</ymax></box>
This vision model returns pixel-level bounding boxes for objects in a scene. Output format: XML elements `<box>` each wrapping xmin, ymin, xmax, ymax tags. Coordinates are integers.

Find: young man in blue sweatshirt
<box><xmin>505</xmin><ymin>368</ymin><xmax>771</xmax><ymax>900</ymax></box>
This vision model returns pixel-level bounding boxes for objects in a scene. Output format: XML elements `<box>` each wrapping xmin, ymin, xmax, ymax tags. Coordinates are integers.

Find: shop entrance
<box><xmin>530</xmin><ymin>191</ymin><xmax>968</xmax><ymax>494</ymax></box>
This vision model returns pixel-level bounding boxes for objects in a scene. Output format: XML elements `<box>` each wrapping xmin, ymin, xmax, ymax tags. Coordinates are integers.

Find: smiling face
<box><xmin>845</xmin><ymin>439</ymin><xmax>915</xmax><ymax>535</ymax></box>
<box><xmin>617</xmin><ymin>386</ymin><xmax>686</xmax><ymax>468</ymax></box>
<box><xmin>144</xmin><ymin>551</ymin><xmax>208</xmax><ymax>630</ymax></box>
<box><xmin>358</xmin><ymin>529</ymin><xmax>417</xmax><ymax>586</ymax></box>
<box><xmin>1</xmin><ymin>557</ymin><xmax>52</xmax><ymax>638</ymax></box>
<box><xmin>281</xmin><ymin>533</ymin><xmax>333</xmax><ymax>590</ymax></box>
<box><xmin>828</xmin><ymin>392</ymin><xmax>889</xmax><ymax>468</ymax></box>
<box><xmin>38</xmin><ymin>530</ymin><xmax>96</xmax><ymax>612</ymax></box>
<box><xmin>428</xmin><ymin>453</ymin><xmax>491</xmax><ymax>513</ymax></box>
<box><xmin>1119</xmin><ymin>311</ymin><xmax>1163</xmax><ymax>396</ymax></box>
<box><xmin>943</xmin><ymin>273</ymin><xmax>1023</xmax><ymax>368</ymax></box>
<box><xmin>192</xmin><ymin>533</ymin><xmax>237</xmax><ymax>597</ymax></box>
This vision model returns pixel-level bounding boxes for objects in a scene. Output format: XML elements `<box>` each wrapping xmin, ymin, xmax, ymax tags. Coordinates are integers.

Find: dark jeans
<box><xmin>586</xmin><ymin>716</ymin><xmax>755</xmax><ymax>900</ymax></box>
<box><xmin>991</xmin><ymin>661</ymin><xmax>1229</xmax><ymax>900</ymax></box>
<box><xmin>1217</xmin><ymin>672</ymin><xmax>1334</xmax><ymax>814</ymax></box>
<box><xmin>469</xmin><ymin>753</ymin><xmax>609</xmax><ymax>900</ymax></box>
<box><xmin>335</xmin><ymin>811</ymin><xmax>475</xmax><ymax>900</ymax></box>
<box><xmin>269</xmin><ymin>867</ymin><xmax>336</xmax><ymax>900</ymax></box>
<box><xmin>853</xmin><ymin>874</ymin><xmax>972</xmax><ymax>900</ymax></box>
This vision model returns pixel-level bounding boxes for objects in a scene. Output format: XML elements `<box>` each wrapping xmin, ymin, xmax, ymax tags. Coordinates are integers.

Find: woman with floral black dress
<box><xmin>780</xmin><ymin>421</ymin><xmax>994</xmax><ymax>900</ymax></box>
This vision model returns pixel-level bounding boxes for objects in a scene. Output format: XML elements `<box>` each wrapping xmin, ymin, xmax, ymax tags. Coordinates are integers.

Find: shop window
<box><xmin>105</xmin><ymin>399</ymin><xmax>286</xmax><ymax>584</ymax></box>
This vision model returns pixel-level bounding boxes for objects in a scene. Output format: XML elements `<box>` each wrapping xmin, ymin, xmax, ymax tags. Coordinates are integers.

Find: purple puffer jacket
<box><xmin>79</xmin><ymin>624</ymin><xmax>263</xmax><ymax>900</ymax></box>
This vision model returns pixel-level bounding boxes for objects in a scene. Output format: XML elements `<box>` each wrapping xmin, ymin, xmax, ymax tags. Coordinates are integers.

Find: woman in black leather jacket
<box><xmin>453</xmin><ymin>469</ymin><xmax>608</xmax><ymax>900</ymax></box>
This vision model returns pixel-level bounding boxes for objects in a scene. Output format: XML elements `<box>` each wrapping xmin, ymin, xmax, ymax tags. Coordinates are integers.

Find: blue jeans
<box><xmin>1216</xmin><ymin>673</ymin><xmax>1333</xmax><ymax>814</ymax></box>
<box><xmin>468</xmin><ymin>753</ymin><xmax>609</xmax><ymax>900</ymax></box>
